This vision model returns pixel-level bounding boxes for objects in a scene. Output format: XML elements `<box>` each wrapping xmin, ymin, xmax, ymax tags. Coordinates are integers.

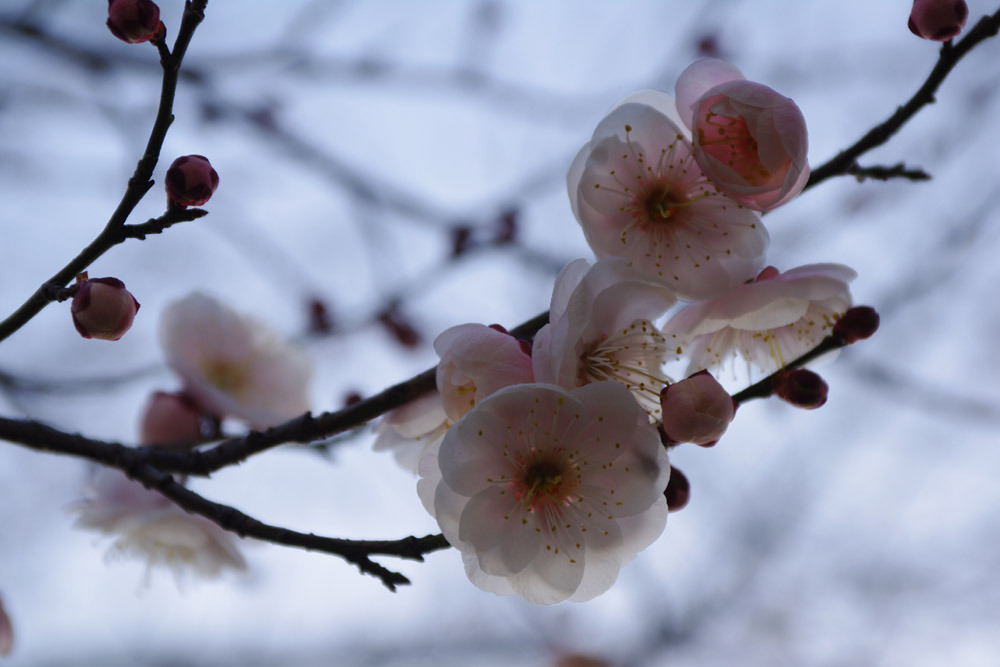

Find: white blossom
<box><xmin>418</xmin><ymin>382</ymin><xmax>669</xmax><ymax>604</ymax></box>
<box><xmin>568</xmin><ymin>91</ymin><xmax>769</xmax><ymax>300</ymax></box>
<box><xmin>160</xmin><ymin>292</ymin><xmax>312</xmax><ymax>429</ymax></box>
<box><xmin>533</xmin><ymin>258</ymin><xmax>677</xmax><ymax>419</ymax></box>
<box><xmin>72</xmin><ymin>467</ymin><xmax>246</xmax><ymax>582</ymax></box>
<box><xmin>664</xmin><ymin>264</ymin><xmax>856</xmax><ymax>375</ymax></box>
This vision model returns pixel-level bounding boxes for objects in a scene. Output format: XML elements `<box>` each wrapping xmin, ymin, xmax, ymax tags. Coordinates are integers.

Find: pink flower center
<box><xmin>511</xmin><ymin>456</ymin><xmax>577</xmax><ymax>511</ymax></box>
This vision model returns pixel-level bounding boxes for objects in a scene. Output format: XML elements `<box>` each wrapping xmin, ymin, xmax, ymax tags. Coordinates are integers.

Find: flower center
<box><xmin>200</xmin><ymin>359</ymin><xmax>250</xmax><ymax>395</ymax></box>
<box><xmin>580</xmin><ymin>319</ymin><xmax>670</xmax><ymax>420</ymax></box>
<box><xmin>644</xmin><ymin>186</ymin><xmax>711</xmax><ymax>223</ymax></box>
<box><xmin>512</xmin><ymin>456</ymin><xmax>576</xmax><ymax>511</ymax></box>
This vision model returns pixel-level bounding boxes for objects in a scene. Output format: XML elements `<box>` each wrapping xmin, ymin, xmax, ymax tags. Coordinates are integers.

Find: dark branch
<box><xmin>806</xmin><ymin>8</ymin><xmax>1000</xmax><ymax>190</ymax></box>
<box><xmin>0</xmin><ymin>0</ymin><xmax>210</xmax><ymax>344</ymax></box>
<box><xmin>732</xmin><ymin>335</ymin><xmax>846</xmax><ymax>404</ymax></box>
<box><xmin>847</xmin><ymin>162</ymin><xmax>931</xmax><ymax>183</ymax></box>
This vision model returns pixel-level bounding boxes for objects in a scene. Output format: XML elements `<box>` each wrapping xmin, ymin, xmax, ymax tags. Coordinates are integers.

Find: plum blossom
<box><xmin>435</xmin><ymin>323</ymin><xmax>534</xmax><ymax>423</ymax></box>
<box><xmin>568</xmin><ymin>90</ymin><xmax>769</xmax><ymax>300</ymax></box>
<box><xmin>660</xmin><ymin>369</ymin><xmax>736</xmax><ymax>447</ymax></box>
<box><xmin>675</xmin><ymin>59</ymin><xmax>809</xmax><ymax>212</ymax></box>
<box><xmin>72</xmin><ymin>467</ymin><xmax>246</xmax><ymax>581</ymax></box>
<box><xmin>160</xmin><ymin>293</ymin><xmax>312</xmax><ymax>429</ymax></box>
<box><xmin>375</xmin><ymin>324</ymin><xmax>533</xmax><ymax>472</ymax></box>
<box><xmin>373</xmin><ymin>391</ymin><xmax>450</xmax><ymax>473</ymax></box>
<box><xmin>664</xmin><ymin>264</ymin><xmax>856</xmax><ymax>376</ymax></box>
<box><xmin>533</xmin><ymin>258</ymin><xmax>677</xmax><ymax>419</ymax></box>
<box><xmin>418</xmin><ymin>381</ymin><xmax>669</xmax><ymax>604</ymax></box>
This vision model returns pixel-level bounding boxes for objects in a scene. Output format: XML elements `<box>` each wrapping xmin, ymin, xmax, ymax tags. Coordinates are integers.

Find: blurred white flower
<box><xmin>664</xmin><ymin>264</ymin><xmax>856</xmax><ymax>376</ymax></box>
<box><xmin>533</xmin><ymin>258</ymin><xmax>677</xmax><ymax>419</ymax></box>
<box><xmin>418</xmin><ymin>382</ymin><xmax>669</xmax><ymax>604</ymax></box>
<box><xmin>72</xmin><ymin>467</ymin><xmax>246</xmax><ymax>582</ymax></box>
<box><xmin>568</xmin><ymin>91</ymin><xmax>768</xmax><ymax>300</ymax></box>
<box><xmin>160</xmin><ymin>292</ymin><xmax>312</xmax><ymax>429</ymax></box>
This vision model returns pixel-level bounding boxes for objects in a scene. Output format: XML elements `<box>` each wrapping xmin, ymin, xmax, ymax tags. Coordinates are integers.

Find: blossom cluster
<box><xmin>384</xmin><ymin>59</ymin><xmax>869</xmax><ymax>604</ymax></box>
<box><xmin>72</xmin><ymin>293</ymin><xmax>313</xmax><ymax>582</ymax></box>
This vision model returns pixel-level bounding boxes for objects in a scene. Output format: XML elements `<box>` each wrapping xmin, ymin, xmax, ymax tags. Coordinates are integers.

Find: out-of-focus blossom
<box><xmin>72</xmin><ymin>467</ymin><xmax>246</xmax><ymax>580</ymax></box>
<box><xmin>909</xmin><ymin>0</ymin><xmax>968</xmax><ymax>41</ymax></box>
<box><xmin>0</xmin><ymin>594</ymin><xmax>12</xmax><ymax>657</ymax></box>
<box><xmin>160</xmin><ymin>293</ymin><xmax>312</xmax><ymax>429</ymax></box>
<box><xmin>533</xmin><ymin>258</ymin><xmax>678</xmax><ymax>419</ymax></box>
<box><xmin>660</xmin><ymin>369</ymin><xmax>735</xmax><ymax>447</ymax></box>
<box><xmin>435</xmin><ymin>323</ymin><xmax>534</xmax><ymax>423</ymax></box>
<box><xmin>664</xmin><ymin>264</ymin><xmax>856</xmax><ymax>376</ymax></box>
<box><xmin>675</xmin><ymin>59</ymin><xmax>809</xmax><ymax>212</ymax></box>
<box><xmin>373</xmin><ymin>391</ymin><xmax>450</xmax><ymax>474</ymax></box>
<box><xmin>165</xmin><ymin>155</ymin><xmax>219</xmax><ymax>207</ymax></box>
<box><xmin>139</xmin><ymin>391</ymin><xmax>203</xmax><ymax>447</ymax></box>
<box><xmin>71</xmin><ymin>277</ymin><xmax>140</xmax><ymax>341</ymax></box>
<box><xmin>833</xmin><ymin>305</ymin><xmax>880</xmax><ymax>345</ymax></box>
<box><xmin>567</xmin><ymin>91</ymin><xmax>768</xmax><ymax>300</ymax></box>
<box><xmin>106</xmin><ymin>0</ymin><xmax>162</xmax><ymax>44</ymax></box>
<box><xmin>772</xmin><ymin>368</ymin><xmax>829</xmax><ymax>409</ymax></box>
<box><xmin>418</xmin><ymin>382</ymin><xmax>669</xmax><ymax>604</ymax></box>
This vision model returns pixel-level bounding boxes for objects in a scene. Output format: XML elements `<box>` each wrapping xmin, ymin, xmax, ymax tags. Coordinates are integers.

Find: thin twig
<box><xmin>0</xmin><ymin>0</ymin><xmax>210</xmax><ymax>344</ymax></box>
<box><xmin>805</xmin><ymin>8</ymin><xmax>1000</xmax><ymax>190</ymax></box>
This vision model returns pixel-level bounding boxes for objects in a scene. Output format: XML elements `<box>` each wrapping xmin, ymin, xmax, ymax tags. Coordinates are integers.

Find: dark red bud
<box><xmin>450</xmin><ymin>225</ymin><xmax>473</xmax><ymax>257</ymax></box>
<box><xmin>307</xmin><ymin>298</ymin><xmax>333</xmax><ymax>335</ymax></box>
<box><xmin>772</xmin><ymin>369</ymin><xmax>828</xmax><ymax>409</ymax></box>
<box><xmin>107</xmin><ymin>0</ymin><xmax>163</xmax><ymax>44</ymax></box>
<box><xmin>833</xmin><ymin>306</ymin><xmax>880</xmax><ymax>344</ymax></box>
<box><xmin>377</xmin><ymin>305</ymin><xmax>421</xmax><ymax>349</ymax></box>
<box><xmin>165</xmin><ymin>155</ymin><xmax>219</xmax><ymax>207</ymax></box>
<box><xmin>665</xmin><ymin>466</ymin><xmax>691</xmax><ymax>512</ymax></box>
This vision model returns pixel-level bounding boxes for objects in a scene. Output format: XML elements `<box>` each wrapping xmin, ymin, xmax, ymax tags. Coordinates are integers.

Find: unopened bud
<box><xmin>772</xmin><ymin>368</ymin><xmax>828</xmax><ymax>409</ymax></box>
<box><xmin>106</xmin><ymin>0</ymin><xmax>163</xmax><ymax>44</ymax></box>
<box><xmin>664</xmin><ymin>466</ymin><xmax>691</xmax><ymax>512</ymax></box>
<box><xmin>139</xmin><ymin>391</ymin><xmax>203</xmax><ymax>447</ymax></box>
<box><xmin>660</xmin><ymin>369</ymin><xmax>736</xmax><ymax>447</ymax></box>
<box><xmin>908</xmin><ymin>0</ymin><xmax>968</xmax><ymax>41</ymax></box>
<box><xmin>71</xmin><ymin>277</ymin><xmax>140</xmax><ymax>341</ymax></box>
<box><xmin>165</xmin><ymin>155</ymin><xmax>219</xmax><ymax>207</ymax></box>
<box><xmin>833</xmin><ymin>306</ymin><xmax>880</xmax><ymax>344</ymax></box>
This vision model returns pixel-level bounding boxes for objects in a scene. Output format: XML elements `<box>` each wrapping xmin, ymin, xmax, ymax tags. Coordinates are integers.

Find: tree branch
<box><xmin>0</xmin><ymin>0</ymin><xmax>209</xmax><ymax>344</ymax></box>
<box><xmin>805</xmin><ymin>8</ymin><xmax>1000</xmax><ymax>190</ymax></box>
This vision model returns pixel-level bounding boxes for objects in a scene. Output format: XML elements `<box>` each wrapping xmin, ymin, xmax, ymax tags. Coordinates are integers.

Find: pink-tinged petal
<box><xmin>613</xmin><ymin>497</ymin><xmax>669</xmax><ymax>560</ymax></box>
<box><xmin>459</xmin><ymin>488</ymin><xmax>540</xmax><ymax>576</ymax></box>
<box><xmin>439</xmin><ymin>408</ymin><xmax>519</xmax><ymax>497</ymax></box>
<box><xmin>379</xmin><ymin>392</ymin><xmax>447</xmax><ymax>439</ymax></box>
<box><xmin>675</xmin><ymin>58</ymin><xmax>745</xmax><ymax>129</ymax></box>
<box><xmin>661</xmin><ymin>371</ymin><xmax>735</xmax><ymax>445</ymax></box>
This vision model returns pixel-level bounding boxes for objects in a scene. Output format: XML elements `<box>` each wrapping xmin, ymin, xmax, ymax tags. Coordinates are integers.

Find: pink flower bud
<box><xmin>106</xmin><ymin>0</ymin><xmax>163</xmax><ymax>44</ymax></box>
<box><xmin>676</xmin><ymin>59</ymin><xmax>809</xmax><ymax>211</ymax></box>
<box><xmin>71</xmin><ymin>277</ymin><xmax>140</xmax><ymax>341</ymax></box>
<box><xmin>909</xmin><ymin>0</ymin><xmax>968</xmax><ymax>41</ymax></box>
<box><xmin>665</xmin><ymin>466</ymin><xmax>691</xmax><ymax>512</ymax></box>
<box><xmin>139</xmin><ymin>391</ymin><xmax>203</xmax><ymax>447</ymax></box>
<box><xmin>833</xmin><ymin>306</ymin><xmax>880</xmax><ymax>344</ymax></box>
<box><xmin>660</xmin><ymin>369</ymin><xmax>736</xmax><ymax>447</ymax></box>
<box><xmin>772</xmin><ymin>368</ymin><xmax>828</xmax><ymax>409</ymax></box>
<box><xmin>0</xmin><ymin>594</ymin><xmax>12</xmax><ymax>657</ymax></box>
<box><xmin>165</xmin><ymin>155</ymin><xmax>219</xmax><ymax>207</ymax></box>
